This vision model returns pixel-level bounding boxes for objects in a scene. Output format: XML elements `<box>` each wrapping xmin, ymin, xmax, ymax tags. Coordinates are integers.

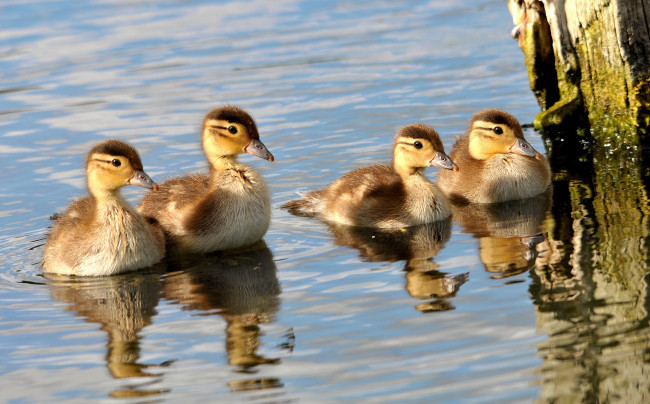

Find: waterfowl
<box><xmin>42</xmin><ymin>140</ymin><xmax>165</xmax><ymax>276</ymax></box>
<box><xmin>137</xmin><ymin>106</ymin><xmax>274</xmax><ymax>254</ymax></box>
<box><xmin>436</xmin><ymin>109</ymin><xmax>551</xmax><ymax>203</ymax></box>
<box><xmin>283</xmin><ymin>123</ymin><xmax>457</xmax><ymax>228</ymax></box>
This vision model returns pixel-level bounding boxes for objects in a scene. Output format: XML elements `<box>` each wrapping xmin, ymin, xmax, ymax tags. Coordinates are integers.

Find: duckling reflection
<box><xmin>161</xmin><ymin>241</ymin><xmax>284</xmax><ymax>392</ymax></box>
<box><xmin>47</xmin><ymin>272</ymin><xmax>170</xmax><ymax>398</ymax></box>
<box><xmin>326</xmin><ymin>219</ymin><xmax>468</xmax><ymax>312</ymax></box>
<box><xmin>453</xmin><ymin>192</ymin><xmax>551</xmax><ymax>279</ymax></box>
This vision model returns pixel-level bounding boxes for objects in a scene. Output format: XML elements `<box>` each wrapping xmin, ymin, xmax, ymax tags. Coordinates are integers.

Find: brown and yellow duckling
<box><xmin>437</xmin><ymin>109</ymin><xmax>551</xmax><ymax>203</ymax></box>
<box><xmin>137</xmin><ymin>106</ymin><xmax>274</xmax><ymax>254</ymax></box>
<box><xmin>43</xmin><ymin>140</ymin><xmax>165</xmax><ymax>276</ymax></box>
<box><xmin>283</xmin><ymin>123</ymin><xmax>457</xmax><ymax>228</ymax></box>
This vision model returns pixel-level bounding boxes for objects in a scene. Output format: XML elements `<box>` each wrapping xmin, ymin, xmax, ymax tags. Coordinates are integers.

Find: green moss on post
<box><xmin>508</xmin><ymin>0</ymin><xmax>649</xmax><ymax>140</ymax></box>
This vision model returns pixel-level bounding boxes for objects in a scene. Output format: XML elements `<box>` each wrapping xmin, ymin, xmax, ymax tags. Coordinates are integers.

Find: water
<box><xmin>3</xmin><ymin>0</ymin><xmax>650</xmax><ymax>402</ymax></box>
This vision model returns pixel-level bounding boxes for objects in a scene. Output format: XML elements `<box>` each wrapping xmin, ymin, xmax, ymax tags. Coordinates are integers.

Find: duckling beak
<box><xmin>430</xmin><ymin>151</ymin><xmax>459</xmax><ymax>171</ymax></box>
<box><xmin>510</xmin><ymin>138</ymin><xmax>542</xmax><ymax>159</ymax></box>
<box><xmin>128</xmin><ymin>170</ymin><xmax>159</xmax><ymax>190</ymax></box>
<box><xmin>244</xmin><ymin>139</ymin><xmax>275</xmax><ymax>162</ymax></box>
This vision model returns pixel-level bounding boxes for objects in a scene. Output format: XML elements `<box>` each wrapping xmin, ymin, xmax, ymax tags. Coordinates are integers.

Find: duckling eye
<box><xmin>111</xmin><ymin>159</ymin><xmax>121</xmax><ymax>167</ymax></box>
<box><xmin>413</xmin><ymin>141</ymin><xmax>423</xmax><ymax>149</ymax></box>
<box><xmin>493</xmin><ymin>126</ymin><xmax>503</xmax><ymax>135</ymax></box>
<box><xmin>228</xmin><ymin>126</ymin><xmax>238</xmax><ymax>134</ymax></box>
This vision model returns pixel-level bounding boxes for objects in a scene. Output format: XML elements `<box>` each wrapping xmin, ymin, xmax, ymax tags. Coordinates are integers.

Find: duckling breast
<box><xmin>175</xmin><ymin>168</ymin><xmax>271</xmax><ymax>253</ymax></box>
<box><xmin>480</xmin><ymin>154</ymin><xmax>551</xmax><ymax>203</ymax></box>
<box><xmin>404</xmin><ymin>179</ymin><xmax>452</xmax><ymax>224</ymax></box>
<box><xmin>84</xmin><ymin>202</ymin><xmax>164</xmax><ymax>275</ymax></box>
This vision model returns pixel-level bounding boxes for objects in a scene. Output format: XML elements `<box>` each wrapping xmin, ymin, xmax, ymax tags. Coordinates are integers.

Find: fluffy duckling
<box><xmin>283</xmin><ymin>123</ymin><xmax>457</xmax><ymax>228</ymax></box>
<box><xmin>137</xmin><ymin>106</ymin><xmax>274</xmax><ymax>254</ymax></box>
<box><xmin>43</xmin><ymin>140</ymin><xmax>165</xmax><ymax>276</ymax></box>
<box><xmin>437</xmin><ymin>109</ymin><xmax>551</xmax><ymax>203</ymax></box>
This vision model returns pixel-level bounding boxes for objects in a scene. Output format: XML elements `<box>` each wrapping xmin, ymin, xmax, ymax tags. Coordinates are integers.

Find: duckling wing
<box><xmin>312</xmin><ymin>165</ymin><xmax>407</xmax><ymax>226</ymax></box>
<box><xmin>331</xmin><ymin>164</ymin><xmax>405</xmax><ymax>215</ymax></box>
<box><xmin>47</xmin><ymin>197</ymin><xmax>96</xmax><ymax>238</ymax></box>
<box><xmin>333</xmin><ymin>164</ymin><xmax>404</xmax><ymax>201</ymax></box>
<box><xmin>137</xmin><ymin>174</ymin><xmax>210</xmax><ymax>222</ymax></box>
<box><xmin>43</xmin><ymin>197</ymin><xmax>97</xmax><ymax>270</ymax></box>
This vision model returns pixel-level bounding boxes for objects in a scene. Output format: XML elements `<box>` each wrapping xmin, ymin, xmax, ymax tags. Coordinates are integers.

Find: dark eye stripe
<box><xmin>211</xmin><ymin>125</ymin><xmax>239</xmax><ymax>135</ymax></box>
<box><xmin>475</xmin><ymin>126</ymin><xmax>505</xmax><ymax>136</ymax></box>
<box><xmin>93</xmin><ymin>158</ymin><xmax>124</xmax><ymax>166</ymax></box>
<box><xmin>397</xmin><ymin>140</ymin><xmax>427</xmax><ymax>148</ymax></box>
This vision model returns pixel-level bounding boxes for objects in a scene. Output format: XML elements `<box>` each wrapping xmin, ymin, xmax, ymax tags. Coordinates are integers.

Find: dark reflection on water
<box><xmin>47</xmin><ymin>270</ymin><xmax>172</xmax><ymax>399</ymax></box>
<box><xmin>44</xmin><ymin>241</ymin><xmax>286</xmax><ymax>399</ymax></box>
<box><xmin>529</xmin><ymin>129</ymin><xmax>650</xmax><ymax>402</ymax></box>
<box><xmin>325</xmin><ymin>219</ymin><xmax>469</xmax><ymax>312</ymax></box>
<box><xmin>453</xmin><ymin>193</ymin><xmax>550</xmax><ymax>279</ymax></box>
<box><xmin>162</xmin><ymin>241</ymin><xmax>286</xmax><ymax>394</ymax></box>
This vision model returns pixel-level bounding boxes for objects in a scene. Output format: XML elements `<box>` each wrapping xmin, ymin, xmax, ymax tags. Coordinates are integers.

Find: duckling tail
<box><xmin>282</xmin><ymin>197</ymin><xmax>319</xmax><ymax>217</ymax></box>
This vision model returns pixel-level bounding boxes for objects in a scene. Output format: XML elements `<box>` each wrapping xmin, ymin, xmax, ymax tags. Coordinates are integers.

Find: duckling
<box><xmin>42</xmin><ymin>140</ymin><xmax>165</xmax><ymax>276</ymax></box>
<box><xmin>437</xmin><ymin>109</ymin><xmax>551</xmax><ymax>203</ymax></box>
<box><xmin>283</xmin><ymin>123</ymin><xmax>457</xmax><ymax>228</ymax></box>
<box><xmin>137</xmin><ymin>106</ymin><xmax>274</xmax><ymax>254</ymax></box>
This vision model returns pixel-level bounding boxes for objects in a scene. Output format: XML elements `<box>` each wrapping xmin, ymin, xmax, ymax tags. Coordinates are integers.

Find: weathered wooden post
<box><xmin>507</xmin><ymin>0</ymin><xmax>650</xmax><ymax>243</ymax></box>
<box><xmin>508</xmin><ymin>3</ymin><xmax>650</xmax><ymax>400</ymax></box>
<box><xmin>508</xmin><ymin>0</ymin><xmax>650</xmax><ymax>136</ymax></box>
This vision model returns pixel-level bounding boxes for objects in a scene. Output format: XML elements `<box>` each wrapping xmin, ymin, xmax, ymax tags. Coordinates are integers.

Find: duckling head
<box><xmin>467</xmin><ymin>109</ymin><xmax>542</xmax><ymax>161</ymax></box>
<box><xmin>392</xmin><ymin>123</ymin><xmax>457</xmax><ymax>176</ymax></box>
<box><xmin>201</xmin><ymin>106</ymin><xmax>274</xmax><ymax>168</ymax></box>
<box><xmin>86</xmin><ymin>139</ymin><xmax>158</xmax><ymax>199</ymax></box>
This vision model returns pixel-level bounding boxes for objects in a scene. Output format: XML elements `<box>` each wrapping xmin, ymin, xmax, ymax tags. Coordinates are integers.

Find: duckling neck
<box><xmin>208</xmin><ymin>155</ymin><xmax>240</xmax><ymax>174</ymax></box>
<box><xmin>393</xmin><ymin>160</ymin><xmax>426</xmax><ymax>182</ymax></box>
<box><xmin>88</xmin><ymin>184</ymin><xmax>130</xmax><ymax>208</ymax></box>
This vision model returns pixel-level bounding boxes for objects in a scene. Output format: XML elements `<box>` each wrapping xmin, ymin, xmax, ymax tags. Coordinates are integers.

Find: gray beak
<box><xmin>430</xmin><ymin>151</ymin><xmax>459</xmax><ymax>171</ymax></box>
<box><xmin>510</xmin><ymin>138</ymin><xmax>542</xmax><ymax>159</ymax></box>
<box><xmin>244</xmin><ymin>139</ymin><xmax>274</xmax><ymax>162</ymax></box>
<box><xmin>128</xmin><ymin>170</ymin><xmax>159</xmax><ymax>190</ymax></box>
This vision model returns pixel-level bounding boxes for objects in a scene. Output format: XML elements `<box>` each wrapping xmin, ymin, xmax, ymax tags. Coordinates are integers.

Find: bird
<box><xmin>42</xmin><ymin>140</ymin><xmax>165</xmax><ymax>276</ymax></box>
<box><xmin>137</xmin><ymin>106</ymin><xmax>274</xmax><ymax>254</ymax></box>
<box><xmin>436</xmin><ymin>109</ymin><xmax>551</xmax><ymax>203</ymax></box>
<box><xmin>283</xmin><ymin>123</ymin><xmax>457</xmax><ymax>228</ymax></box>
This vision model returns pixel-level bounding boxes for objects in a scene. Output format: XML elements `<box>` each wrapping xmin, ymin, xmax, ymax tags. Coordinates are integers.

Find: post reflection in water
<box><xmin>326</xmin><ymin>219</ymin><xmax>468</xmax><ymax>312</ymax></box>
<box><xmin>529</xmin><ymin>130</ymin><xmax>650</xmax><ymax>402</ymax></box>
<box><xmin>452</xmin><ymin>192</ymin><xmax>551</xmax><ymax>280</ymax></box>
<box><xmin>530</xmin><ymin>129</ymin><xmax>650</xmax><ymax>403</ymax></box>
<box><xmin>162</xmin><ymin>241</ymin><xmax>285</xmax><ymax>393</ymax></box>
<box><xmin>47</xmin><ymin>272</ymin><xmax>171</xmax><ymax>399</ymax></box>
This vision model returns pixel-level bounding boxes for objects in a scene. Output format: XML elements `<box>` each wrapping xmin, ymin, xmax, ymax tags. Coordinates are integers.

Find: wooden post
<box><xmin>508</xmin><ymin>0</ymin><xmax>650</xmax><ymax>136</ymax></box>
<box><xmin>509</xmin><ymin>3</ymin><xmax>650</xmax><ymax>399</ymax></box>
